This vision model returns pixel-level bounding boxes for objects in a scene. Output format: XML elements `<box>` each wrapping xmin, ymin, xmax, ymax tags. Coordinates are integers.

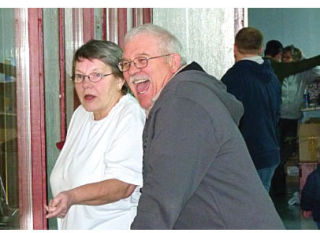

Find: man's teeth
<box><xmin>133</xmin><ymin>79</ymin><xmax>147</xmax><ymax>84</ymax></box>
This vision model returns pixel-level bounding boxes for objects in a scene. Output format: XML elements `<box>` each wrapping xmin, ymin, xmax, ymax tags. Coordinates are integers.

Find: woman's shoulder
<box><xmin>116</xmin><ymin>94</ymin><xmax>146</xmax><ymax>121</ymax></box>
<box><xmin>72</xmin><ymin>105</ymin><xmax>91</xmax><ymax>120</ymax></box>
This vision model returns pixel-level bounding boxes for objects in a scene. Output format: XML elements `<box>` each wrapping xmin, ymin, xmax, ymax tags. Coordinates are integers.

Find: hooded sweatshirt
<box><xmin>221</xmin><ymin>59</ymin><xmax>281</xmax><ymax>170</ymax></box>
<box><xmin>132</xmin><ymin>62</ymin><xmax>284</xmax><ymax>229</ymax></box>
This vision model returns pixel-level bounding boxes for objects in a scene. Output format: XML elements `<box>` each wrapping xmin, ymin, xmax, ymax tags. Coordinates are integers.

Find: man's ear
<box><xmin>234</xmin><ymin>44</ymin><xmax>238</xmax><ymax>54</ymax></box>
<box><xmin>234</xmin><ymin>44</ymin><xmax>239</xmax><ymax>62</ymax></box>
<box><xmin>259</xmin><ymin>46</ymin><xmax>263</xmax><ymax>55</ymax></box>
<box><xmin>169</xmin><ymin>53</ymin><xmax>182</xmax><ymax>73</ymax></box>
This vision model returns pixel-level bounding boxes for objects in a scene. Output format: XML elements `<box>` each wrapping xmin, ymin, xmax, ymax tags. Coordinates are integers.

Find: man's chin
<box><xmin>137</xmin><ymin>97</ymin><xmax>151</xmax><ymax>110</ymax></box>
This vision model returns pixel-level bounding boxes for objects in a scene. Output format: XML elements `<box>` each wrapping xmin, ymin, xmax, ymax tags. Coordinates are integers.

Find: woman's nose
<box><xmin>81</xmin><ymin>76</ymin><xmax>92</xmax><ymax>87</ymax></box>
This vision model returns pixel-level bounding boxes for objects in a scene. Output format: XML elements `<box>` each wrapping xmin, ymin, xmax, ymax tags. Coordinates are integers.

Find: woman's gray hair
<box><xmin>124</xmin><ymin>23</ymin><xmax>186</xmax><ymax>65</ymax></box>
<box><xmin>73</xmin><ymin>39</ymin><xmax>128</xmax><ymax>94</ymax></box>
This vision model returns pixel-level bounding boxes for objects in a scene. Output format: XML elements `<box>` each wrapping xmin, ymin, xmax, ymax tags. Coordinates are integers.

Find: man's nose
<box><xmin>128</xmin><ymin>62</ymin><xmax>140</xmax><ymax>76</ymax></box>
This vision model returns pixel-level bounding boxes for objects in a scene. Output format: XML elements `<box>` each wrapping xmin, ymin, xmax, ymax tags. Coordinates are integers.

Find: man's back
<box><xmin>222</xmin><ymin>59</ymin><xmax>281</xmax><ymax>170</ymax></box>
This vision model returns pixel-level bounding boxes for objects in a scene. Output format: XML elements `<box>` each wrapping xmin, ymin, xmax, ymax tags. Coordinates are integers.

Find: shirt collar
<box><xmin>242</xmin><ymin>55</ymin><xmax>264</xmax><ymax>64</ymax></box>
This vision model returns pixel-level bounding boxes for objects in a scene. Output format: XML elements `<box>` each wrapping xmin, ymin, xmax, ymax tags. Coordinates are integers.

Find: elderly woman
<box><xmin>45</xmin><ymin>40</ymin><xmax>145</xmax><ymax>229</ymax></box>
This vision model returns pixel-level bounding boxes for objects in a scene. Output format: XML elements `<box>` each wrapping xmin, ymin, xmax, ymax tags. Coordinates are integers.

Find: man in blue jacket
<box><xmin>222</xmin><ymin>27</ymin><xmax>281</xmax><ymax>192</ymax></box>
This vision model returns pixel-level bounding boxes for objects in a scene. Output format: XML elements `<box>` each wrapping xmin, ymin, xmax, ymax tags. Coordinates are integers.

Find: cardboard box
<box><xmin>298</xmin><ymin>123</ymin><xmax>320</xmax><ymax>162</ymax></box>
<box><xmin>299</xmin><ymin>162</ymin><xmax>317</xmax><ymax>192</ymax></box>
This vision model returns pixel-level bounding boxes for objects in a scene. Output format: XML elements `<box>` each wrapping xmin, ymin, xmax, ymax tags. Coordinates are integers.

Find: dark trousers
<box><xmin>271</xmin><ymin>118</ymin><xmax>298</xmax><ymax>195</ymax></box>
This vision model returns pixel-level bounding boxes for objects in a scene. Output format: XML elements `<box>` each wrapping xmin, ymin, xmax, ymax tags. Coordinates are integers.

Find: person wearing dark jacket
<box><xmin>301</xmin><ymin>163</ymin><xmax>320</xmax><ymax>229</ymax></box>
<box><xmin>119</xmin><ymin>23</ymin><xmax>284</xmax><ymax>229</ymax></box>
<box><xmin>264</xmin><ymin>39</ymin><xmax>320</xmax><ymax>82</ymax></box>
<box><xmin>222</xmin><ymin>27</ymin><xmax>281</xmax><ymax>192</ymax></box>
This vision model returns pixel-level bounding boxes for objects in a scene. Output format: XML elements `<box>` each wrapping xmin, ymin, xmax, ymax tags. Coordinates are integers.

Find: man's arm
<box><xmin>270</xmin><ymin>55</ymin><xmax>320</xmax><ymax>81</ymax></box>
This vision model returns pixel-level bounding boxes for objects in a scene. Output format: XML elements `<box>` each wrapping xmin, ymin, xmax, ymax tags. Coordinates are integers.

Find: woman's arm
<box><xmin>45</xmin><ymin>179</ymin><xmax>136</xmax><ymax>218</ymax></box>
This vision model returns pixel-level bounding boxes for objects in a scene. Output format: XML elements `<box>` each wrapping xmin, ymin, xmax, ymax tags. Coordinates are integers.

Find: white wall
<box><xmin>153</xmin><ymin>8</ymin><xmax>235</xmax><ymax>80</ymax></box>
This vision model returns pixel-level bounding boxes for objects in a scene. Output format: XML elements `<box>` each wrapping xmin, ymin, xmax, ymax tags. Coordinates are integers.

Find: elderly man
<box><xmin>119</xmin><ymin>23</ymin><xmax>284</xmax><ymax>229</ymax></box>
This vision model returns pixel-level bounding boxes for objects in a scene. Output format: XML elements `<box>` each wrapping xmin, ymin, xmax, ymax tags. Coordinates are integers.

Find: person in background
<box><xmin>271</xmin><ymin>45</ymin><xmax>320</xmax><ymax>195</ymax></box>
<box><xmin>120</xmin><ymin>23</ymin><xmax>284</xmax><ymax>229</ymax></box>
<box><xmin>301</xmin><ymin>161</ymin><xmax>320</xmax><ymax>229</ymax></box>
<box><xmin>45</xmin><ymin>40</ymin><xmax>145</xmax><ymax>230</ymax></box>
<box><xmin>221</xmin><ymin>27</ymin><xmax>281</xmax><ymax>192</ymax></box>
<box><xmin>263</xmin><ymin>40</ymin><xmax>320</xmax><ymax>82</ymax></box>
<box><xmin>264</xmin><ymin>40</ymin><xmax>283</xmax><ymax>62</ymax></box>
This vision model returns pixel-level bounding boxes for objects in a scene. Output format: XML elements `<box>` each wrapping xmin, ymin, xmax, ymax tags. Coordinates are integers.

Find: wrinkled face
<box><xmin>122</xmin><ymin>33</ymin><xmax>176</xmax><ymax>109</ymax></box>
<box><xmin>74</xmin><ymin>58</ymin><xmax>124</xmax><ymax>120</ymax></box>
<box><xmin>282</xmin><ymin>51</ymin><xmax>293</xmax><ymax>63</ymax></box>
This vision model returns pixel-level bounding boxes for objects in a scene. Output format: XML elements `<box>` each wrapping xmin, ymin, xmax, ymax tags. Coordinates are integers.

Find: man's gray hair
<box><xmin>125</xmin><ymin>23</ymin><xmax>186</xmax><ymax>65</ymax></box>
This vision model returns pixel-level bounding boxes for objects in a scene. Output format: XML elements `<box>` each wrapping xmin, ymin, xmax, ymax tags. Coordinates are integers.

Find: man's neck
<box><xmin>236</xmin><ymin>53</ymin><xmax>260</xmax><ymax>62</ymax></box>
<box><xmin>241</xmin><ymin>55</ymin><xmax>264</xmax><ymax>64</ymax></box>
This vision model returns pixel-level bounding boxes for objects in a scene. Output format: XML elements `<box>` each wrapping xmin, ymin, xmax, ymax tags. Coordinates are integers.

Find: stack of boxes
<box><xmin>298</xmin><ymin>123</ymin><xmax>320</xmax><ymax>192</ymax></box>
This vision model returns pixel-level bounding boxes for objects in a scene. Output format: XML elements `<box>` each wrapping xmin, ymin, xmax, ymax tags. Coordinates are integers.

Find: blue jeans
<box><xmin>317</xmin><ymin>221</ymin><xmax>320</xmax><ymax>229</ymax></box>
<box><xmin>257</xmin><ymin>164</ymin><xmax>278</xmax><ymax>192</ymax></box>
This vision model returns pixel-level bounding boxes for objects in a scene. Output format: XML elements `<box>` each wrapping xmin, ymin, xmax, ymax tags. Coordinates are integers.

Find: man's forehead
<box><xmin>123</xmin><ymin>36</ymin><xmax>161</xmax><ymax>58</ymax></box>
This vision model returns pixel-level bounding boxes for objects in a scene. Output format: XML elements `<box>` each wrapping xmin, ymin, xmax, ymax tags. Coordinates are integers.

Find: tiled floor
<box><xmin>271</xmin><ymin>176</ymin><xmax>318</xmax><ymax>230</ymax></box>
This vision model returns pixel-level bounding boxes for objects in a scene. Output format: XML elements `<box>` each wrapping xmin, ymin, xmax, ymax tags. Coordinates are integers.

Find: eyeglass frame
<box><xmin>72</xmin><ymin>72</ymin><xmax>115</xmax><ymax>83</ymax></box>
<box><xmin>118</xmin><ymin>54</ymin><xmax>173</xmax><ymax>72</ymax></box>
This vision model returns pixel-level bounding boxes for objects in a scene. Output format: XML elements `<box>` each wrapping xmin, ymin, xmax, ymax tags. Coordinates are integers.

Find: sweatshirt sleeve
<box><xmin>271</xmin><ymin>55</ymin><xmax>320</xmax><ymax>81</ymax></box>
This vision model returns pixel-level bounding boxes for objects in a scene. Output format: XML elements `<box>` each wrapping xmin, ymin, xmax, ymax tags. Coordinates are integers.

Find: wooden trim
<box><xmin>72</xmin><ymin>9</ymin><xmax>82</xmax><ymax>110</ymax></box>
<box><xmin>117</xmin><ymin>8</ymin><xmax>127</xmax><ymax>49</ymax></box>
<box><xmin>234</xmin><ymin>8</ymin><xmax>246</xmax><ymax>34</ymax></box>
<box><xmin>14</xmin><ymin>8</ymin><xmax>33</xmax><ymax>230</ymax></box>
<box><xmin>102</xmin><ymin>8</ymin><xmax>107</xmax><ymax>40</ymax></box>
<box><xmin>143</xmin><ymin>8</ymin><xmax>152</xmax><ymax>23</ymax></box>
<box><xmin>83</xmin><ymin>8</ymin><xmax>95</xmax><ymax>43</ymax></box>
<box><xmin>133</xmin><ymin>8</ymin><xmax>143</xmax><ymax>27</ymax></box>
<box><xmin>108</xmin><ymin>8</ymin><xmax>118</xmax><ymax>43</ymax></box>
<box><xmin>59</xmin><ymin>9</ymin><xmax>66</xmax><ymax>141</ymax></box>
<box><xmin>28</xmin><ymin>8</ymin><xmax>47</xmax><ymax>229</ymax></box>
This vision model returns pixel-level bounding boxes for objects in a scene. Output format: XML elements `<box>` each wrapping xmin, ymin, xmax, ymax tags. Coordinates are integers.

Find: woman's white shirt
<box><xmin>50</xmin><ymin>94</ymin><xmax>145</xmax><ymax>229</ymax></box>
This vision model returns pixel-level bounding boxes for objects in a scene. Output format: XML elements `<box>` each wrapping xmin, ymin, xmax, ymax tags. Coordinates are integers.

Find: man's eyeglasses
<box><xmin>72</xmin><ymin>72</ymin><xmax>114</xmax><ymax>83</ymax></box>
<box><xmin>118</xmin><ymin>54</ymin><xmax>172</xmax><ymax>72</ymax></box>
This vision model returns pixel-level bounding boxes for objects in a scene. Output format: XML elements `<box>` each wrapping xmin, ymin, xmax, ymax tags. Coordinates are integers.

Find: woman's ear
<box><xmin>118</xmin><ymin>78</ymin><xmax>125</xmax><ymax>91</ymax></box>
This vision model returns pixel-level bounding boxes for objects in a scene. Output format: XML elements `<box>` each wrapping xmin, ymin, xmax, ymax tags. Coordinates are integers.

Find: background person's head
<box><xmin>234</xmin><ymin>27</ymin><xmax>263</xmax><ymax>61</ymax></box>
<box><xmin>72</xmin><ymin>39</ymin><xmax>126</xmax><ymax>120</ymax></box>
<box><xmin>282</xmin><ymin>45</ymin><xmax>303</xmax><ymax>63</ymax></box>
<box><xmin>120</xmin><ymin>24</ymin><xmax>183</xmax><ymax>109</ymax></box>
<box><xmin>264</xmin><ymin>40</ymin><xmax>283</xmax><ymax>62</ymax></box>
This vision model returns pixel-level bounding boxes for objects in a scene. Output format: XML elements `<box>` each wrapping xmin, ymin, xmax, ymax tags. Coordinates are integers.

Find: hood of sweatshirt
<box><xmin>161</xmin><ymin>62</ymin><xmax>244</xmax><ymax>125</ymax></box>
<box><xmin>234</xmin><ymin>59</ymin><xmax>275</xmax><ymax>83</ymax></box>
